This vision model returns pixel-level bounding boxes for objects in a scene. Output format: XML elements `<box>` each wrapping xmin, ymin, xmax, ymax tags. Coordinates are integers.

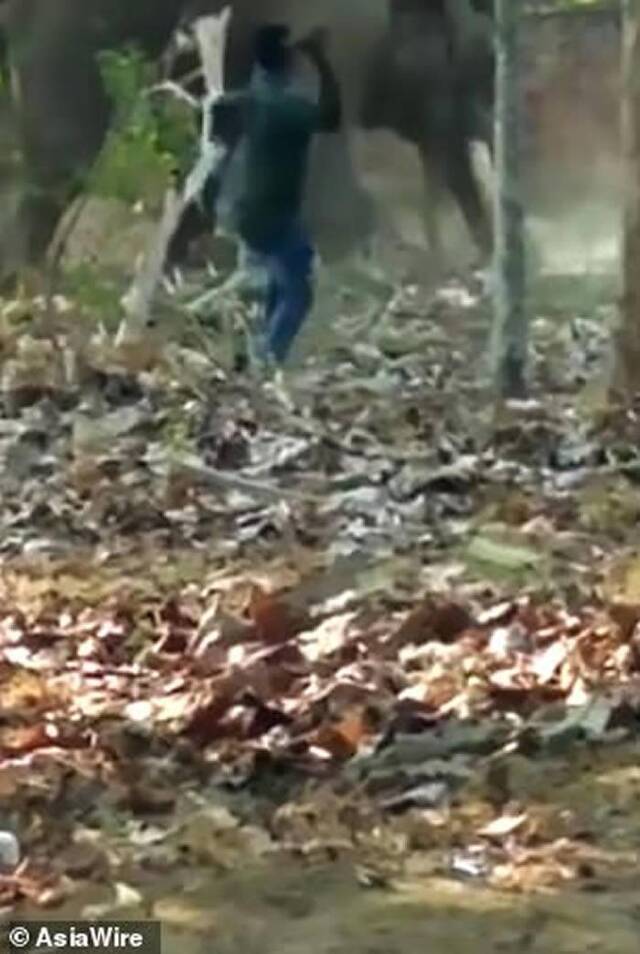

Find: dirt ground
<box><xmin>0</xmin><ymin>28</ymin><xmax>634</xmax><ymax>948</ymax></box>
<box><xmin>16</xmin><ymin>742</ymin><xmax>640</xmax><ymax>954</ymax></box>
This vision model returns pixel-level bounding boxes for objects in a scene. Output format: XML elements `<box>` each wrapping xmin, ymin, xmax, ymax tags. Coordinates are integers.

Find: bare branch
<box><xmin>120</xmin><ymin>6</ymin><xmax>233</xmax><ymax>331</ymax></box>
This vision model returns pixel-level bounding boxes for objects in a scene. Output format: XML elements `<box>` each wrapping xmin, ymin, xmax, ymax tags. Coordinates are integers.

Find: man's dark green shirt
<box><xmin>213</xmin><ymin>74</ymin><xmax>322</xmax><ymax>247</ymax></box>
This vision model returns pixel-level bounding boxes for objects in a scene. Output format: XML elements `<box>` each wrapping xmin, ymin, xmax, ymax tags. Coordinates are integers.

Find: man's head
<box><xmin>253</xmin><ymin>23</ymin><xmax>292</xmax><ymax>75</ymax></box>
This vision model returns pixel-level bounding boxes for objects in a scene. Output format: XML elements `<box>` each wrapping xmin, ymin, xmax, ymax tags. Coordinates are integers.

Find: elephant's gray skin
<box><xmin>170</xmin><ymin>0</ymin><xmax>494</xmax><ymax>268</ymax></box>
<box><xmin>0</xmin><ymin>0</ymin><xmax>493</xmax><ymax>280</ymax></box>
<box><xmin>360</xmin><ymin>0</ymin><xmax>493</xmax><ymax>261</ymax></box>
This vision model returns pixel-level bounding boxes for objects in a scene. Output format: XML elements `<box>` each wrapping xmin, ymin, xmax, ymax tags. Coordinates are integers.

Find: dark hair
<box><xmin>253</xmin><ymin>23</ymin><xmax>291</xmax><ymax>73</ymax></box>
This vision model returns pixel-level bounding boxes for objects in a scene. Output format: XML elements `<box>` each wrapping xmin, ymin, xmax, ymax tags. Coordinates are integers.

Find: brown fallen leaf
<box><xmin>0</xmin><ymin>670</ymin><xmax>58</xmax><ymax>714</ymax></box>
<box><xmin>330</xmin><ymin>706</ymin><xmax>373</xmax><ymax>754</ymax></box>
<box><xmin>393</xmin><ymin>598</ymin><xmax>473</xmax><ymax>646</ymax></box>
<box><xmin>310</xmin><ymin>702</ymin><xmax>378</xmax><ymax>760</ymax></box>
<box><xmin>608</xmin><ymin>601</ymin><xmax>640</xmax><ymax>642</ymax></box>
<box><xmin>248</xmin><ymin>585</ymin><xmax>310</xmax><ymax>644</ymax></box>
<box><xmin>0</xmin><ymin>723</ymin><xmax>51</xmax><ymax>755</ymax></box>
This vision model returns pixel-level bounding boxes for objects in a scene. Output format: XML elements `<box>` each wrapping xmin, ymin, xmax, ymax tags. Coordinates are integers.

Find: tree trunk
<box><xmin>612</xmin><ymin>0</ymin><xmax>640</xmax><ymax>399</ymax></box>
<box><xmin>490</xmin><ymin>0</ymin><xmax>527</xmax><ymax>399</ymax></box>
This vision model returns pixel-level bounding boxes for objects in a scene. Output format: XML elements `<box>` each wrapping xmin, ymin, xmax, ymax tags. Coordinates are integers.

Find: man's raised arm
<box><xmin>296</xmin><ymin>28</ymin><xmax>342</xmax><ymax>133</ymax></box>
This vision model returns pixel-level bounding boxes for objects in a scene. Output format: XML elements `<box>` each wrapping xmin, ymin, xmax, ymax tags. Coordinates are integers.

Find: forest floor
<box><xmin>1</xmin><ymin>256</ymin><xmax>640</xmax><ymax>952</ymax></box>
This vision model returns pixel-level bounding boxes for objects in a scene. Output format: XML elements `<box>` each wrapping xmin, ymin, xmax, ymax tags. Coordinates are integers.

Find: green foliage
<box><xmin>61</xmin><ymin>263</ymin><xmax>124</xmax><ymax>328</ymax></box>
<box><xmin>154</xmin><ymin>96</ymin><xmax>198</xmax><ymax>178</ymax></box>
<box><xmin>162</xmin><ymin>398</ymin><xmax>195</xmax><ymax>455</ymax></box>
<box><xmin>91</xmin><ymin>47</ymin><xmax>197</xmax><ymax>210</ymax></box>
<box><xmin>527</xmin><ymin>0</ymin><xmax>612</xmax><ymax>9</ymax></box>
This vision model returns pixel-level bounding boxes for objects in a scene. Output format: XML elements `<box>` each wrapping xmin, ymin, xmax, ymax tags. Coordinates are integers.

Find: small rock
<box><xmin>382</xmin><ymin>781</ymin><xmax>449</xmax><ymax>813</ymax></box>
<box><xmin>0</xmin><ymin>831</ymin><xmax>20</xmax><ymax>871</ymax></box>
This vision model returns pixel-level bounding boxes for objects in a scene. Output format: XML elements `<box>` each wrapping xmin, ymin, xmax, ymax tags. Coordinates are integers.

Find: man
<box><xmin>207</xmin><ymin>23</ymin><xmax>342</xmax><ymax>366</ymax></box>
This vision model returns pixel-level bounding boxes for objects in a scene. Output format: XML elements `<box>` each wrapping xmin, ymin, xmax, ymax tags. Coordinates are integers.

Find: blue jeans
<box><xmin>247</xmin><ymin>222</ymin><xmax>314</xmax><ymax>365</ymax></box>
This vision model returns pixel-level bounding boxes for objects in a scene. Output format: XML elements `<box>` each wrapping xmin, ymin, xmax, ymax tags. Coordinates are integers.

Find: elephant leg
<box><xmin>442</xmin><ymin>137</ymin><xmax>492</xmax><ymax>260</ymax></box>
<box><xmin>418</xmin><ymin>144</ymin><xmax>446</xmax><ymax>269</ymax></box>
<box><xmin>474</xmin><ymin>101</ymin><xmax>494</xmax><ymax>160</ymax></box>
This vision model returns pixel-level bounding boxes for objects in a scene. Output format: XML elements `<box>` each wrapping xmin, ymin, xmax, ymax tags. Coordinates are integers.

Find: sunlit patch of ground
<box><xmin>24</xmin><ymin>867</ymin><xmax>640</xmax><ymax>954</ymax></box>
<box><xmin>529</xmin><ymin>204</ymin><xmax>620</xmax><ymax>279</ymax></box>
<box><xmin>15</xmin><ymin>740</ymin><xmax>640</xmax><ymax>954</ymax></box>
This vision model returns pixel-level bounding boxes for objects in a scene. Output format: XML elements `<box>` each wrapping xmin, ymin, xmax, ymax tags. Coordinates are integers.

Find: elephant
<box><xmin>0</xmin><ymin>0</ymin><xmax>493</xmax><ymax>283</ymax></box>
<box><xmin>359</xmin><ymin>0</ymin><xmax>493</xmax><ymax>263</ymax></box>
<box><xmin>168</xmin><ymin>0</ymin><xmax>494</xmax><ymax>270</ymax></box>
<box><xmin>218</xmin><ymin>0</ymin><xmax>493</xmax><ymax>263</ymax></box>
